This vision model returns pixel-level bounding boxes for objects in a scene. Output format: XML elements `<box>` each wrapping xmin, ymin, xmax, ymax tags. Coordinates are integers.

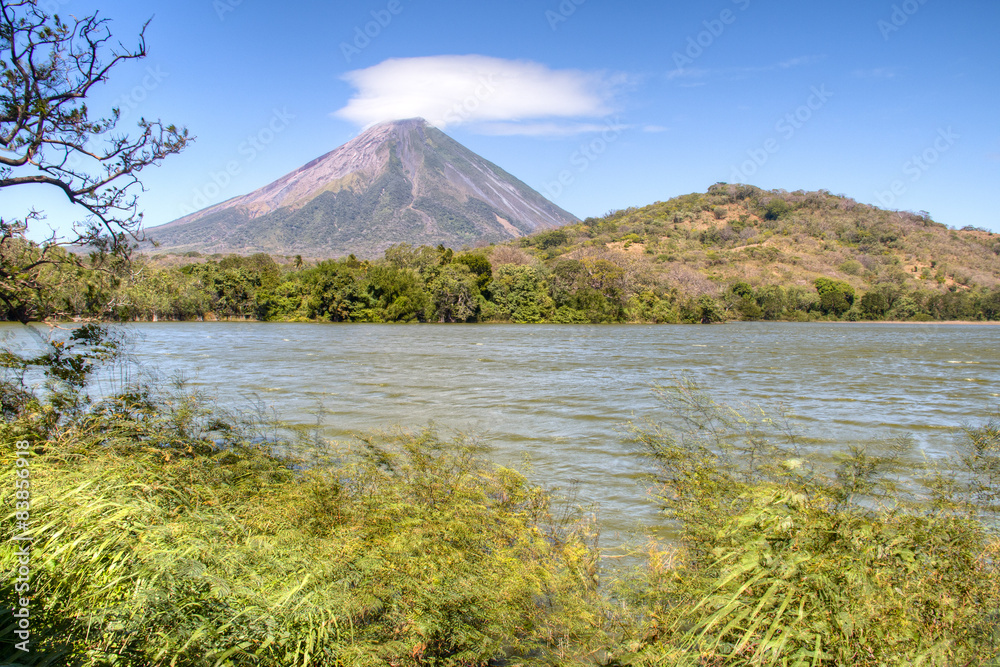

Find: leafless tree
<box><xmin>489</xmin><ymin>245</ymin><xmax>533</xmax><ymax>267</ymax></box>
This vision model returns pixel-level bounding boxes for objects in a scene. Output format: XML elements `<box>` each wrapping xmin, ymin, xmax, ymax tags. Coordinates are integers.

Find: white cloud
<box><xmin>667</xmin><ymin>56</ymin><xmax>821</xmax><ymax>82</ymax></box>
<box><xmin>335</xmin><ymin>55</ymin><xmax>619</xmax><ymax>135</ymax></box>
<box><xmin>667</xmin><ymin>67</ymin><xmax>711</xmax><ymax>81</ymax></box>
<box><xmin>853</xmin><ymin>67</ymin><xmax>900</xmax><ymax>79</ymax></box>
<box><xmin>477</xmin><ymin>121</ymin><xmax>630</xmax><ymax>137</ymax></box>
<box><xmin>774</xmin><ymin>56</ymin><xmax>819</xmax><ymax>70</ymax></box>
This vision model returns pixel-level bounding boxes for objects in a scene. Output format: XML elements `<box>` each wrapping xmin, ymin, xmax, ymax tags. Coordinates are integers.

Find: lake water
<box><xmin>3</xmin><ymin>322</ymin><xmax>999</xmax><ymax>543</ymax></box>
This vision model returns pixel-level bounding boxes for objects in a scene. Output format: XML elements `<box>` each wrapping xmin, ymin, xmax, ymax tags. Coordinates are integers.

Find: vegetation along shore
<box><xmin>5</xmin><ymin>185</ymin><xmax>1000</xmax><ymax>325</ymax></box>
<box><xmin>2</xmin><ymin>330</ymin><xmax>999</xmax><ymax>665</ymax></box>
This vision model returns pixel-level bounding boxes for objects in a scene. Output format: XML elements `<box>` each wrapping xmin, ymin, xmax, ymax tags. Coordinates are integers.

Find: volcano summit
<box><xmin>148</xmin><ymin>119</ymin><xmax>578</xmax><ymax>258</ymax></box>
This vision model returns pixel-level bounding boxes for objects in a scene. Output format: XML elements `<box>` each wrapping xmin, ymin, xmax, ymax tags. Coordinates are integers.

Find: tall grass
<box><xmin>620</xmin><ymin>380</ymin><xmax>1000</xmax><ymax>666</ymax></box>
<box><xmin>0</xmin><ymin>332</ymin><xmax>600</xmax><ymax>665</ymax></box>
<box><xmin>2</xmin><ymin>328</ymin><xmax>999</xmax><ymax>665</ymax></box>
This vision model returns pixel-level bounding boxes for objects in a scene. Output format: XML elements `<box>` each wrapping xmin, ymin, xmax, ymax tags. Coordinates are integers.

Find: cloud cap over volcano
<box><xmin>335</xmin><ymin>55</ymin><xmax>621</xmax><ymax>135</ymax></box>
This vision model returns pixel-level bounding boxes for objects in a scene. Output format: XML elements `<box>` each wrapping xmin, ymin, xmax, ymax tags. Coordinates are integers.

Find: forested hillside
<box><xmin>5</xmin><ymin>185</ymin><xmax>1000</xmax><ymax>323</ymax></box>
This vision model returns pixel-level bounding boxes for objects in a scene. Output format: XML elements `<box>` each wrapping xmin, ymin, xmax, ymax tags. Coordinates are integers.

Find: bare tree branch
<box><xmin>0</xmin><ymin>0</ymin><xmax>191</xmax><ymax>322</ymax></box>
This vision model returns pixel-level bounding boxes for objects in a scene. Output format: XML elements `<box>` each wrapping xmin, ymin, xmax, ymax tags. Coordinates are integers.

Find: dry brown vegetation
<box><xmin>22</xmin><ymin>185</ymin><xmax>997</xmax><ymax>325</ymax></box>
<box><xmin>517</xmin><ymin>184</ymin><xmax>1000</xmax><ymax>298</ymax></box>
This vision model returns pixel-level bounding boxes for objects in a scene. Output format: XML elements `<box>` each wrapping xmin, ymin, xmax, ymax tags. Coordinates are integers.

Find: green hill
<box><xmin>501</xmin><ymin>183</ymin><xmax>1000</xmax><ymax>321</ymax></box>
<box><xmin>8</xmin><ymin>184</ymin><xmax>1000</xmax><ymax>323</ymax></box>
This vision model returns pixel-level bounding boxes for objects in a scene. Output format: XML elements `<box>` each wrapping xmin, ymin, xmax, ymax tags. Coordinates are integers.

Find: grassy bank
<box><xmin>2</xmin><ymin>327</ymin><xmax>998</xmax><ymax>665</ymax></box>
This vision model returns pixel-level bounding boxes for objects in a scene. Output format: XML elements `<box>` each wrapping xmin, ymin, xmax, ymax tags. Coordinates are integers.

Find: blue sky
<box><xmin>7</xmin><ymin>0</ymin><xmax>1000</xmax><ymax>241</ymax></box>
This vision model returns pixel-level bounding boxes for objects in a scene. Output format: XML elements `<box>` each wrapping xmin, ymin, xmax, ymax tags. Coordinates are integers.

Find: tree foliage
<box><xmin>7</xmin><ymin>243</ymin><xmax>1000</xmax><ymax>324</ymax></box>
<box><xmin>0</xmin><ymin>0</ymin><xmax>190</xmax><ymax>321</ymax></box>
<box><xmin>814</xmin><ymin>277</ymin><xmax>856</xmax><ymax>316</ymax></box>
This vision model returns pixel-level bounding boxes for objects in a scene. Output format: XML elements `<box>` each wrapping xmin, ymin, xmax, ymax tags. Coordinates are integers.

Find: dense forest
<box><xmin>5</xmin><ymin>185</ymin><xmax>999</xmax><ymax>324</ymax></box>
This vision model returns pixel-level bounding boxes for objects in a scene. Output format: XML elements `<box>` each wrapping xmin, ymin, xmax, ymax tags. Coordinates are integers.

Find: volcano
<box><xmin>147</xmin><ymin>118</ymin><xmax>578</xmax><ymax>258</ymax></box>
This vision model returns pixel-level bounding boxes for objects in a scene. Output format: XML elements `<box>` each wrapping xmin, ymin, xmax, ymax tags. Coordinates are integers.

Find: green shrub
<box><xmin>838</xmin><ymin>259</ymin><xmax>863</xmax><ymax>276</ymax></box>
<box><xmin>860</xmin><ymin>289</ymin><xmax>890</xmax><ymax>319</ymax></box>
<box><xmin>681</xmin><ymin>295</ymin><xmax>726</xmax><ymax>324</ymax></box>
<box><xmin>730</xmin><ymin>282</ymin><xmax>754</xmax><ymax>299</ymax></box>
<box><xmin>622</xmin><ymin>380</ymin><xmax>1000</xmax><ymax>666</ymax></box>
<box><xmin>551</xmin><ymin>305</ymin><xmax>591</xmax><ymax>324</ymax></box>
<box><xmin>886</xmin><ymin>295</ymin><xmax>922</xmax><ymax>321</ymax></box>
<box><xmin>1</xmin><ymin>413</ymin><xmax>600</xmax><ymax>666</ymax></box>
<box><xmin>454</xmin><ymin>253</ymin><xmax>493</xmax><ymax>292</ymax></box>
<box><xmin>530</xmin><ymin>229</ymin><xmax>570</xmax><ymax>250</ymax></box>
<box><xmin>488</xmin><ymin>265</ymin><xmax>555</xmax><ymax>323</ymax></box>
<box><xmin>0</xmin><ymin>329</ymin><xmax>599</xmax><ymax>666</ymax></box>
<box><xmin>735</xmin><ymin>296</ymin><xmax>763</xmax><ymax>321</ymax></box>
<box><xmin>760</xmin><ymin>199</ymin><xmax>791</xmax><ymax>221</ymax></box>
<box><xmin>814</xmin><ymin>278</ymin><xmax>856</xmax><ymax>317</ymax></box>
<box><xmin>627</xmin><ymin>292</ymin><xmax>681</xmax><ymax>324</ymax></box>
<box><xmin>755</xmin><ymin>285</ymin><xmax>786</xmax><ymax>320</ymax></box>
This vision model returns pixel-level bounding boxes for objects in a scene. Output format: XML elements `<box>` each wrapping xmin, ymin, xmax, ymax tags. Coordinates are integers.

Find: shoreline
<box><xmin>829</xmin><ymin>320</ymin><xmax>1000</xmax><ymax>326</ymax></box>
<box><xmin>5</xmin><ymin>318</ymin><xmax>1000</xmax><ymax>327</ymax></box>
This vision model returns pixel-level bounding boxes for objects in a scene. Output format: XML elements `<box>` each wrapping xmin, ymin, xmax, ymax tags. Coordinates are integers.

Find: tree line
<box><xmin>4</xmin><ymin>242</ymin><xmax>1000</xmax><ymax>324</ymax></box>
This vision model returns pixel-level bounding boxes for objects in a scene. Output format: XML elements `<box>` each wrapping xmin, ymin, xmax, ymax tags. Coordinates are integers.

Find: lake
<box><xmin>3</xmin><ymin>321</ymin><xmax>999</xmax><ymax>543</ymax></box>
